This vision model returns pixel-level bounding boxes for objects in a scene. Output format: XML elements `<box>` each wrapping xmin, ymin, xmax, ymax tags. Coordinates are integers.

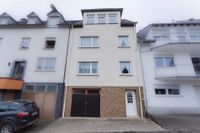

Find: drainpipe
<box><xmin>62</xmin><ymin>25</ymin><xmax>72</xmax><ymax>118</ymax></box>
<box><xmin>138</xmin><ymin>41</ymin><xmax>149</xmax><ymax>117</ymax></box>
<box><xmin>135</xmin><ymin>40</ymin><xmax>144</xmax><ymax>118</ymax></box>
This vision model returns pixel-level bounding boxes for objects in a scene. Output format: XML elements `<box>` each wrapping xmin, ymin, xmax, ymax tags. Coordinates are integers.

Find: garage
<box><xmin>71</xmin><ymin>89</ymin><xmax>100</xmax><ymax>117</ymax></box>
<box><xmin>22</xmin><ymin>84</ymin><xmax>58</xmax><ymax>119</ymax></box>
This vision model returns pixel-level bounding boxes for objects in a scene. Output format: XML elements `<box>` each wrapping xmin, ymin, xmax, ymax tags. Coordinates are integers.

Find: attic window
<box><xmin>45</xmin><ymin>38</ymin><xmax>56</xmax><ymax>49</ymax></box>
<box><xmin>86</xmin><ymin>14</ymin><xmax>95</xmax><ymax>24</ymax></box>
<box><xmin>109</xmin><ymin>14</ymin><xmax>117</xmax><ymax>23</ymax></box>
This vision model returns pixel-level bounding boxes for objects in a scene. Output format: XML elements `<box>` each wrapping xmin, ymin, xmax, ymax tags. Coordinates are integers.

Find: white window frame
<box><xmin>118</xmin><ymin>36</ymin><xmax>129</xmax><ymax>47</ymax></box>
<box><xmin>190</xmin><ymin>35</ymin><xmax>200</xmax><ymax>42</ymax></box>
<box><xmin>153</xmin><ymin>35</ymin><xmax>170</xmax><ymax>41</ymax></box>
<box><xmin>177</xmin><ymin>35</ymin><xmax>187</xmax><ymax>42</ymax></box>
<box><xmin>44</xmin><ymin>37</ymin><xmax>56</xmax><ymax>49</ymax></box>
<box><xmin>80</xmin><ymin>36</ymin><xmax>99</xmax><ymax>48</ymax></box>
<box><xmin>97</xmin><ymin>14</ymin><xmax>106</xmax><ymax>24</ymax></box>
<box><xmin>154</xmin><ymin>56</ymin><xmax>175</xmax><ymax>68</ymax></box>
<box><xmin>24</xmin><ymin>84</ymin><xmax>58</xmax><ymax>93</ymax></box>
<box><xmin>108</xmin><ymin>13</ymin><xmax>117</xmax><ymax>24</ymax></box>
<box><xmin>86</xmin><ymin>14</ymin><xmax>95</xmax><ymax>24</ymax></box>
<box><xmin>20</xmin><ymin>37</ymin><xmax>31</xmax><ymax>49</ymax></box>
<box><xmin>36</xmin><ymin>57</ymin><xmax>56</xmax><ymax>72</ymax></box>
<box><xmin>78</xmin><ymin>61</ymin><xmax>98</xmax><ymax>75</ymax></box>
<box><xmin>154</xmin><ymin>85</ymin><xmax>180</xmax><ymax>96</ymax></box>
<box><xmin>119</xmin><ymin>61</ymin><xmax>132</xmax><ymax>75</ymax></box>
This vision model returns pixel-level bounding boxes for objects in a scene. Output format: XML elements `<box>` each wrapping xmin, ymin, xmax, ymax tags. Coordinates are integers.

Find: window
<box><xmin>0</xmin><ymin>105</ymin><xmax>8</xmax><ymax>112</ymax></box>
<box><xmin>86</xmin><ymin>14</ymin><xmax>95</xmax><ymax>24</ymax></box>
<box><xmin>35</xmin><ymin>85</ymin><xmax>46</xmax><ymax>92</ymax></box>
<box><xmin>80</xmin><ymin>36</ymin><xmax>99</xmax><ymax>47</ymax></box>
<box><xmin>155</xmin><ymin>88</ymin><xmax>166</xmax><ymax>95</ymax></box>
<box><xmin>154</xmin><ymin>56</ymin><xmax>174</xmax><ymax>67</ymax></box>
<box><xmin>45</xmin><ymin>38</ymin><xmax>56</xmax><ymax>49</ymax></box>
<box><xmin>20</xmin><ymin>37</ymin><xmax>31</xmax><ymax>49</ymax></box>
<box><xmin>177</xmin><ymin>35</ymin><xmax>187</xmax><ymax>42</ymax></box>
<box><xmin>8</xmin><ymin>105</ymin><xmax>18</xmax><ymax>111</ymax></box>
<box><xmin>79</xmin><ymin>62</ymin><xmax>98</xmax><ymax>75</ymax></box>
<box><xmin>190</xmin><ymin>35</ymin><xmax>200</xmax><ymax>42</ymax></box>
<box><xmin>97</xmin><ymin>14</ymin><xmax>106</xmax><ymax>24</ymax></box>
<box><xmin>36</xmin><ymin>57</ymin><xmax>56</xmax><ymax>71</ymax></box>
<box><xmin>153</xmin><ymin>35</ymin><xmax>170</xmax><ymax>41</ymax></box>
<box><xmin>155</xmin><ymin>85</ymin><xmax>180</xmax><ymax>96</ymax></box>
<box><xmin>119</xmin><ymin>36</ymin><xmax>129</xmax><ymax>47</ymax></box>
<box><xmin>24</xmin><ymin>85</ymin><xmax>34</xmax><ymax>92</ymax></box>
<box><xmin>47</xmin><ymin>85</ymin><xmax>57</xmax><ymax>92</ymax></box>
<box><xmin>120</xmin><ymin>61</ymin><xmax>131</xmax><ymax>75</ymax></box>
<box><xmin>109</xmin><ymin>14</ymin><xmax>117</xmax><ymax>23</ymax></box>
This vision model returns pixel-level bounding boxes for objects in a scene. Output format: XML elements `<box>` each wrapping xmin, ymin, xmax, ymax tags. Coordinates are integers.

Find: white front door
<box><xmin>125</xmin><ymin>91</ymin><xmax>137</xmax><ymax>117</ymax></box>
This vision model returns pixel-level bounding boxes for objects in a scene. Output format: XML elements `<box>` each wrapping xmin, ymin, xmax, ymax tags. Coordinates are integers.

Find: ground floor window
<box><xmin>24</xmin><ymin>84</ymin><xmax>58</xmax><ymax>93</ymax></box>
<box><xmin>155</xmin><ymin>85</ymin><xmax>180</xmax><ymax>96</ymax></box>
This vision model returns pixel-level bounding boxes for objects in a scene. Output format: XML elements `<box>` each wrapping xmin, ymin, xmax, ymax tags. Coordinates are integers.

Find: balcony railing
<box><xmin>155</xmin><ymin>64</ymin><xmax>200</xmax><ymax>79</ymax></box>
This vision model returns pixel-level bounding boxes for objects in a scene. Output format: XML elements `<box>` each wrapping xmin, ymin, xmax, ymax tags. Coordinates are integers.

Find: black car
<box><xmin>0</xmin><ymin>100</ymin><xmax>39</xmax><ymax>133</ymax></box>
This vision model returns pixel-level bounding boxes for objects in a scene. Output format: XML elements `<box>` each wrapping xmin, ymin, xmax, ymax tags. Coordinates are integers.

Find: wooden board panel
<box><xmin>22</xmin><ymin>92</ymin><xmax>56</xmax><ymax>118</ymax></box>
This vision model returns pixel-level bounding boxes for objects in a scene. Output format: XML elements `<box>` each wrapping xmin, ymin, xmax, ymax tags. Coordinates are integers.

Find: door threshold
<box><xmin>61</xmin><ymin>117</ymin><xmax>141</xmax><ymax>120</ymax></box>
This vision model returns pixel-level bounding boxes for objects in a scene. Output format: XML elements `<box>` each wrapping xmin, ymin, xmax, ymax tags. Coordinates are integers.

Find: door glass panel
<box><xmin>127</xmin><ymin>92</ymin><xmax>133</xmax><ymax>103</ymax></box>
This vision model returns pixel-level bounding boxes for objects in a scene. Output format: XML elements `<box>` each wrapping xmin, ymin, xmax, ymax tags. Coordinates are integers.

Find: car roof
<box><xmin>0</xmin><ymin>100</ymin><xmax>34</xmax><ymax>106</ymax></box>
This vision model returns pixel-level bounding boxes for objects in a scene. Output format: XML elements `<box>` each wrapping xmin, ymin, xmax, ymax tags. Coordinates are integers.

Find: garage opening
<box><xmin>71</xmin><ymin>89</ymin><xmax>100</xmax><ymax>117</ymax></box>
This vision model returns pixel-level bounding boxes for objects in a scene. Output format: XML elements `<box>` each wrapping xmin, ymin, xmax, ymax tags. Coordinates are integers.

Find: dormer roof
<box><xmin>27</xmin><ymin>12</ymin><xmax>43</xmax><ymax>23</ymax></box>
<box><xmin>81</xmin><ymin>8</ymin><xmax>123</xmax><ymax>16</ymax></box>
<box><xmin>0</xmin><ymin>12</ymin><xmax>17</xmax><ymax>23</ymax></box>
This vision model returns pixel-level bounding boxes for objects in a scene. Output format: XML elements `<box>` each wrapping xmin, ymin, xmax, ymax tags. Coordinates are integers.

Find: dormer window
<box><xmin>109</xmin><ymin>13</ymin><xmax>117</xmax><ymax>23</ymax></box>
<box><xmin>86</xmin><ymin>14</ymin><xmax>95</xmax><ymax>24</ymax></box>
<box><xmin>45</xmin><ymin>37</ymin><xmax>56</xmax><ymax>49</ymax></box>
<box><xmin>97</xmin><ymin>14</ymin><xmax>106</xmax><ymax>24</ymax></box>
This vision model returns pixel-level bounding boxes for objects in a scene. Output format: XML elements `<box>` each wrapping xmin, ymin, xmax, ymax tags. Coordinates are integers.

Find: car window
<box><xmin>0</xmin><ymin>104</ymin><xmax>8</xmax><ymax>112</ymax></box>
<box><xmin>8</xmin><ymin>105</ymin><xmax>19</xmax><ymax>111</ymax></box>
<box><xmin>24</xmin><ymin>103</ymin><xmax>36</xmax><ymax>111</ymax></box>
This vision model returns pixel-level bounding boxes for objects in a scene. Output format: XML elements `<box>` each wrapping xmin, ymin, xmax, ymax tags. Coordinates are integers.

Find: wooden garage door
<box><xmin>22</xmin><ymin>92</ymin><xmax>56</xmax><ymax>118</ymax></box>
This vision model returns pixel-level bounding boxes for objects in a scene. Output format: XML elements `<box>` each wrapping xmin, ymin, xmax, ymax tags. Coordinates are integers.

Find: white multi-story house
<box><xmin>0</xmin><ymin>5</ymin><xmax>70</xmax><ymax>119</ymax></box>
<box><xmin>138</xmin><ymin>19</ymin><xmax>200</xmax><ymax>115</ymax></box>
<box><xmin>63</xmin><ymin>8</ymin><xmax>144</xmax><ymax>118</ymax></box>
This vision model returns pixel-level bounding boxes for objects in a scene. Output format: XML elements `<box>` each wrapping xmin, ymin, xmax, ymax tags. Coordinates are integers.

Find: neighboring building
<box><xmin>0</xmin><ymin>5</ymin><xmax>70</xmax><ymax>118</ymax></box>
<box><xmin>138</xmin><ymin>19</ymin><xmax>200</xmax><ymax>115</ymax></box>
<box><xmin>63</xmin><ymin>8</ymin><xmax>144</xmax><ymax>118</ymax></box>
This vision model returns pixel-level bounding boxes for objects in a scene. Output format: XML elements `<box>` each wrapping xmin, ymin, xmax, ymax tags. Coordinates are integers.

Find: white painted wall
<box><xmin>0</xmin><ymin>27</ymin><xmax>69</xmax><ymax>83</ymax></box>
<box><xmin>140</xmin><ymin>25</ymin><xmax>200</xmax><ymax>114</ymax></box>
<box><xmin>66</xmin><ymin>17</ymin><xmax>141</xmax><ymax>87</ymax></box>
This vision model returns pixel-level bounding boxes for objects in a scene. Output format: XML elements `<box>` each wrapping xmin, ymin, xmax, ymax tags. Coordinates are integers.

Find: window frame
<box><xmin>154</xmin><ymin>56</ymin><xmax>175</xmax><ymax>68</ymax></box>
<box><xmin>108</xmin><ymin>13</ymin><xmax>118</xmax><ymax>24</ymax></box>
<box><xmin>119</xmin><ymin>61</ymin><xmax>132</xmax><ymax>76</ymax></box>
<box><xmin>80</xmin><ymin>36</ymin><xmax>99</xmax><ymax>48</ymax></box>
<box><xmin>36</xmin><ymin>57</ymin><xmax>56</xmax><ymax>72</ymax></box>
<box><xmin>24</xmin><ymin>84</ymin><xmax>58</xmax><ymax>93</ymax></box>
<box><xmin>86</xmin><ymin>14</ymin><xmax>95</xmax><ymax>24</ymax></box>
<box><xmin>118</xmin><ymin>35</ymin><xmax>130</xmax><ymax>48</ymax></box>
<box><xmin>78</xmin><ymin>61</ymin><xmax>98</xmax><ymax>75</ymax></box>
<box><xmin>20</xmin><ymin>37</ymin><xmax>31</xmax><ymax>49</ymax></box>
<box><xmin>44</xmin><ymin>37</ymin><xmax>56</xmax><ymax>50</ymax></box>
<box><xmin>154</xmin><ymin>85</ymin><xmax>180</xmax><ymax>96</ymax></box>
<box><xmin>97</xmin><ymin>14</ymin><xmax>106</xmax><ymax>24</ymax></box>
<box><xmin>153</xmin><ymin>35</ymin><xmax>170</xmax><ymax>41</ymax></box>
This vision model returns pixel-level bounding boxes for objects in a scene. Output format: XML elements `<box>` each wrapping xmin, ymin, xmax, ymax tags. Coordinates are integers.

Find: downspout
<box><xmin>62</xmin><ymin>25</ymin><xmax>72</xmax><ymax>117</ymax></box>
<box><xmin>138</xmin><ymin>41</ymin><xmax>149</xmax><ymax>116</ymax></box>
<box><xmin>135</xmin><ymin>37</ymin><xmax>144</xmax><ymax>118</ymax></box>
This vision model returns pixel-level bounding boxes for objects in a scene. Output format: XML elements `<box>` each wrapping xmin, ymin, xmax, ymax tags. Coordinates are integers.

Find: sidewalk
<box><xmin>35</xmin><ymin>117</ymin><xmax>165</xmax><ymax>133</ymax></box>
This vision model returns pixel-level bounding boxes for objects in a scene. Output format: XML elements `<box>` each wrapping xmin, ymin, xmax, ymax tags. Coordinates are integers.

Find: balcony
<box><xmin>155</xmin><ymin>64</ymin><xmax>200</xmax><ymax>80</ymax></box>
<box><xmin>0</xmin><ymin>77</ymin><xmax>24</xmax><ymax>90</ymax></box>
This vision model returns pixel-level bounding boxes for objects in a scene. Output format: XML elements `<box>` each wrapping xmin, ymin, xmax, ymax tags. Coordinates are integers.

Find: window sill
<box><xmin>35</xmin><ymin>70</ymin><xmax>56</xmax><ymax>72</ymax></box>
<box><xmin>155</xmin><ymin>94</ymin><xmax>182</xmax><ymax>97</ymax></box>
<box><xmin>77</xmin><ymin>74</ymin><xmax>99</xmax><ymax>76</ymax></box>
<box><xmin>43</xmin><ymin>48</ymin><xmax>55</xmax><ymax>50</ymax></box>
<box><xmin>108</xmin><ymin>22</ymin><xmax>118</xmax><ymax>24</ymax></box>
<box><xmin>119</xmin><ymin>74</ymin><xmax>133</xmax><ymax>76</ymax></box>
<box><xmin>85</xmin><ymin>23</ymin><xmax>95</xmax><ymax>25</ymax></box>
<box><xmin>79</xmin><ymin>47</ymin><xmax>100</xmax><ymax>49</ymax></box>
<box><xmin>19</xmin><ymin>48</ymin><xmax>29</xmax><ymax>50</ymax></box>
<box><xmin>118</xmin><ymin>46</ymin><xmax>131</xmax><ymax>48</ymax></box>
<box><xmin>97</xmin><ymin>23</ymin><xmax>107</xmax><ymax>25</ymax></box>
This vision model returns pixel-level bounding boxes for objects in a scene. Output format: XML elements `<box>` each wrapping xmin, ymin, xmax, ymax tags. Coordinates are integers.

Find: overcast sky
<box><xmin>0</xmin><ymin>0</ymin><xmax>199</xmax><ymax>30</ymax></box>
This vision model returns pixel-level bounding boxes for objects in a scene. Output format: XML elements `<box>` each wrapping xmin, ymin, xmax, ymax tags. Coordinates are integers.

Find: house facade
<box><xmin>0</xmin><ymin>5</ymin><xmax>70</xmax><ymax>118</ymax></box>
<box><xmin>63</xmin><ymin>8</ymin><xmax>144</xmax><ymax>118</ymax></box>
<box><xmin>138</xmin><ymin>19</ymin><xmax>200</xmax><ymax>115</ymax></box>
